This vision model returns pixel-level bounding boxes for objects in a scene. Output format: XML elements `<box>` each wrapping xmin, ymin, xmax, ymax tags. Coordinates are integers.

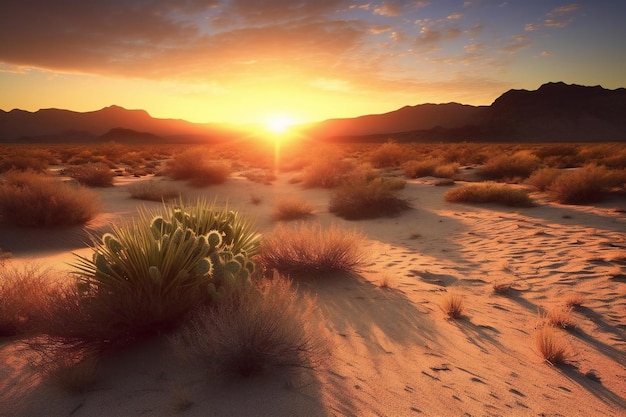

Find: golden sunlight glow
<box><xmin>265</xmin><ymin>114</ymin><xmax>295</xmax><ymax>134</ymax></box>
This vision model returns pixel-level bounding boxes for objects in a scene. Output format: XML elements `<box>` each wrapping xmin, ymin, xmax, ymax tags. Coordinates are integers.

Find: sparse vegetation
<box><xmin>272</xmin><ymin>197</ymin><xmax>314</xmax><ymax>221</ymax></box>
<box><xmin>440</xmin><ymin>290</ymin><xmax>464</xmax><ymax>319</ymax></box>
<box><xmin>369</xmin><ymin>141</ymin><xmax>411</xmax><ymax>168</ymax></box>
<box><xmin>444</xmin><ymin>183</ymin><xmax>535</xmax><ymax>207</ymax></box>
<box><xmin>300</xmin><ymin>149</ymin><xmax>353</xmax><ymax>188</ymax></box>
<box><xmin>535</xmin><ymin>326</ymin><xmax>569</xmax><ymax>365</ymax></box>
<box><xmin>127</xmin><ymin>179</ymin><xmax>181</xmax><ymax>201</ymax></box>
<box><xmin>480</xmin><ymin>150</ymin><xmax>541</xmax><ymax>181</ymax></box>
<box><xmin>492</xmin><ymin>280</ymin><xmax>513</xmax><ymax>295</ymax></box>
<box><xmin>171</xmin><ymin>275</ymin><xmax>327</xmax><ymax>377</ymax></box>
<box><xmin>564</xmin><ymin>294</ymin><xmax>586</xmax><ymax>308</ymax></box>
<box><xmin>163</xmin><ymin>148</ymin><xmax>231</xmax><ymax>186</ymax></box>
<box><xmin>402</xmin><ymin>159</ymin><xmax>459</xmax><ymax>179</ymax></box>
<box><xmin>548</xmin><ymin>164</ymin><xmax>626</xmax><ymax>204</ymax></box>
<box><xmin>0</xmin><ymin>170</ymin><xmax>100</xmax><ymax>227</ymax></box>
<box><xmin>67</xmin><ymin>162</ymin><xmax>115</xmax><ymax>187</ymax></box>
<box><xmin>258</xmin><ymin>222</ymin><xmax>367</xmax><ymax>276</ymax></box>
<box><xmin>329</xmin><ymin>177</ymin><xmax>411</xmax><ymax>219</ymax></box>
<box><xmin>525</xmin><ymin>167</ymin><xmax>562</xmax><ymax>191</ymax></box>
<box><xmin>545</xmin><ymin>305</ymin><xmax>574</xmax><ymax>329</ymax></box>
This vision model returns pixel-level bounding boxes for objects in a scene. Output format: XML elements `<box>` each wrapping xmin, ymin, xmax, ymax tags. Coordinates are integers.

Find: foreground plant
<box><xmin>171</xmin><ymin>274</ymin><xmax>327</xmax><ymax>377</ymax></box>
<box><xmin>37</xmin><ymin>199</ymin><xmax>261</xmax><ymax>348</ymax></box>
<box><xmin>535</xmin><ymin>326</ymin><xmax>569</xmax><ymax>365</ymax></box>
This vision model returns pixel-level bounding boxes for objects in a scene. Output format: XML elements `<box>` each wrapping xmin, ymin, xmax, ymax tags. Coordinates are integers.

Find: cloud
<box><xmin>447</xmin><ymin>13</ymin><xmax>463</xmax><ymax>20</ymax></box>
<box><xmin>552</xmin><ymin>4</ymin><xmax>580</xmax><ymax>14</ymax></box>
<box><xmin>524</xmin><ymin>2</ymin><xmax>580</xmax><ymax>32</ymax></box>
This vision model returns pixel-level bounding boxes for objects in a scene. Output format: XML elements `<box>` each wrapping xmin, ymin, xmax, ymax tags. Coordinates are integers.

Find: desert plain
<box><xmin>0</xmin><ymin>141</ymin><xmax>625</xmax><ymax>417</ymax></box>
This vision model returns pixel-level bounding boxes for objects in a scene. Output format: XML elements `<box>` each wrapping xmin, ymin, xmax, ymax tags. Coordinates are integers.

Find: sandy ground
<box><xmin>1</xmin><ymin>170</ymin><xmax>625</xmax><ymax>417</ymax></box>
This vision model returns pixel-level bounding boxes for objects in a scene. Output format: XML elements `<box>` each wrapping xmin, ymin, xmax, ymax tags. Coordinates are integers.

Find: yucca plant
<box><xmin>68</xmin><ymin>199</ymin><xmax>261</xmax><ymax>345</ymax></box>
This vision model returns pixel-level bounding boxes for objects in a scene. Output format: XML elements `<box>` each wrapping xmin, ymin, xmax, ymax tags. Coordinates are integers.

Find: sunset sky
<box><xmin>1</xmin><ymin>1</ymin><xmax>625</xmax><ymax>126</ymax></box>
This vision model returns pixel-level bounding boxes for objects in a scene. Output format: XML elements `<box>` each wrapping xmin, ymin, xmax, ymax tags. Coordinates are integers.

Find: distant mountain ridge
<box><xmin>1</xmin><ymin>82</ymin><xmax>625</xmax><ymax>143</ymax></box>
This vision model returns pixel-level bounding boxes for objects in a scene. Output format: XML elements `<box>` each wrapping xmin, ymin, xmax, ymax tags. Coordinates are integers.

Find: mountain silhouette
<box><xmin>1</xmin><ymin>82</ymin><xmax>625</xmax><ymax>143</ymax></box>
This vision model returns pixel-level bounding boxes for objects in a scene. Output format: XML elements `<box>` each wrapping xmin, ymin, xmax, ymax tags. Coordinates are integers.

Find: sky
<box><xmin>1</xmin><ymin>0</ymin><xmax>625</xmax><ymax>126</ymax></box>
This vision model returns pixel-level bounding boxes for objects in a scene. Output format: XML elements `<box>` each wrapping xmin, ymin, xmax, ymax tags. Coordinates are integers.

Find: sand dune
<box><xmin>1</xmin><ymin>171</ymin><xmax>625</xmax><ymax>416</ymax></box>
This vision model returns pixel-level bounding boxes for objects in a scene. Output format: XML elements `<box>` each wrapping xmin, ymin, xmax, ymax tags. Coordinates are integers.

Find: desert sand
<box><xmin>1</xmin><ymin>169</ymin><xmax>625</xmax><ymax>417</ymax></box>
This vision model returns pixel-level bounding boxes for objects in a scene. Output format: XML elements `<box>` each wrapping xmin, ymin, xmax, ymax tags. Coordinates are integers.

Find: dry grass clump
<box><xmin>272</xmin><ymin>197</ymin><xmax>314</xmax><ymax>221</ymax></box>
<box><xmin>171</xmin><ymin>275</ymin><xmax>327</xmax><ymax>377</ymax></box>
<box><xmin>0</xmin><ymin>148</ymin><xmax>54</xmax><ymax>173</ymax></box>
<box><xmin>444</xmin><ymin>183</ymin><xmax>535</xmax><ymax>207</ymax></box>
<box><xmin>564</xmin><ymin>294</ymin><xmax>586</xmax><ymax>308</ymax></box>
<box><xmin>163</xmin><ymin>148</ymin><xmax>231</xmax><ymax>186</ymax></box>
<box><xmin>544</xmin><ymin>305</ymin><xmax>574</xmax><ymax>329</ymax></box>
<box><xmin>0</xmin><ymin>263</ymin><xmax>55</xmax><ymax>336</ymax></box>
<box><xmin>402</xmin><ymin>159</ymin><xmax>459</xmax><ymax>179</ymax></box>
<box><xmin>67</xmin><ymin>163</ymin><xmax>114</xmax><ymax>187</ymax></box>
<box><xmin>525</xmin><ymin>167</ymin><xmax>563</xmax><ymax>191</ymax></box>
<box><xmin>534</xmin><ymin>326</ymin><xmax>569</xmax><ymax>365</ymax></box>
<box><xmin>0</xmin><ymin>170</ymin><xmax>100</xmax><ymax>227</ymax></box>
<box><xmin>369</xmin><ymin>141</ymin><xmax>412</xmax><ymax>168</ymax></box>
<box><xmin>300</xmin><ymin>151</ymin><xmax>354</xmax><ymax>188</ymax></box>
<box><xmin>258</xmin><ymin>222</ymin><xmax>367</xmax><ymax>276</ymax></box>
<box><xmin>492</xmin><ymin>280</ymin><xmax>513</xmax><ymax>295</ymax></box>
<box><xmin>548</xmin><ymin>164</ymin><xmax>626</xmax><ymax>204</ymax></box>
<box><xmin>34</xmin><ymin>350</ymin><xmax>99</xmax><ymax>393</ymax></box>
<box><xmin>440</xmin><ymin>290</ymin><xmax>464</xmax><ymax>319</ymax></box>
<box><xmin>127</xmin><ymin>179</ymin><xmax>181</xmax><ymax>201</ymax></box>
<box><xmin>480</xmin><ymin>150</ymin><xmax>541</xmax><ymax>181</ymax></box>
<box><xmin>329</xmin><ymin>177</ymin><xmax>411</xmax><ymax>220</ymax></box>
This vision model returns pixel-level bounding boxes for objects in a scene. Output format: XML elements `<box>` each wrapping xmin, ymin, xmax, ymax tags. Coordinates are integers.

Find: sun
<box><xmin>265</xmin><ymin>114</ymin><xmax>294</xmax><ymax>134</ymax></box>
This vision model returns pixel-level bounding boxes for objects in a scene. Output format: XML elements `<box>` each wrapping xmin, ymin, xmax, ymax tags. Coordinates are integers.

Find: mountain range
<box><xmin>1</xmin><ymin>82</ymin><xmax>625</xmax><ymax>143</ymax></box>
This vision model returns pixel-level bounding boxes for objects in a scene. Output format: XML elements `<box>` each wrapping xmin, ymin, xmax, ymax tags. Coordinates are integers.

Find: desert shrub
<box><xmin>45</xmin><ymin>200</ymin><xmax>262</xmax><ymax>348</ymax></box>
<box><xmin>535</xmin><ymin>326</ymin><xmax>569</xmax><ymax>364</ymax></box>
<box><xmin>564</xmin><ymin>294</ymin><xmax>585</xmax><ymax>308</ymax></box>
<box><xmin>0</xmin><ymin>148</ymin><xmax>53</xmax><ymax>173</ymax></box>
<box><xmin>440</xmin><ymin>290</ymin><xmax>464</xmax><ymax>319</ymax></box>
<box><xmin>369</xmin><ymin>141</ymin><xmax>411</xmax><ymax>168</ymax></box>
<box><xmin>492</xmin><ymin>280</ymin><xmax>512</xmax><ymax>295</ymax></box>
<box><xmin>444</xmin><ymin>183</ymin><xmax>535</xmax><ymax>207</ymax></box>
<box><xmin>273</xmin><ymin>197</ymin><xmax>314</xmax><ymax>221</ymax></box>
<box><xmin>403</xmin><ymin>159</ymin><xmax>459</xmax><ymax>179</ymax></box>
<box><xmin>164</xmin><ymin>148</ymin><xmax>231</xmax><ymax>186</ymax></box>
<box><xmin>548</xmin><ymin>164</ymin><xmax>626</xmax><ymax>204</ymax></box>
<box><xmin>329</xmin><ymin>177</ymin><xmax>411</xmax><ymax>219</ymax></box>
<box><xmin>545</xmin><ymin>306</ymin><xmax>574</xmax><ymax>329</ymax></box>
<box><xmin>0</xmin><ymin>170</ymin><xmax>100</xmax><ymax>227</ymax></box>
<box><xmin>67</xmin><ymin>163</ymin><xmax>114</xmax><ymax>187</ymax></box>
<box><xmin>258</xmin><ymin>222</ymin><xmax>367</xmax><ymax>276</ymax></box>
<box><xmin>525</xmin><ymin>167</ymin><xmax>562</xmax><ymax>191</ymax></box>
<box><xmin>66</xmin><ymin>150</ymin><xmax>116</xmax><ymax>167</ymax></box>
<box><xmin>171</xmin><ymin>275</ymin><xmax>326</xmax><ymax>377</ymax></box>
<box><xmin>300</xmin><ymin>154</ymin><xmax>355</xmax><ymax>188</ymax></box>
<box><xmin>480</xmin><ymin>150</ymin><xmax>541</xmax><ymax>180</ymax></box>
<box><xmin>127</xmin><ymin>180</ymin><xmax>181</xmax><ymax>201</ymax></box>
<box><xmin>0</xmin><ymin>263</ymin><xmax>55</xmax><ymax>336</ymax></box>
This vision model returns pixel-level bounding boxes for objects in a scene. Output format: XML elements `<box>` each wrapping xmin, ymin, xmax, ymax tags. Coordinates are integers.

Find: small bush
<box><xmin>67</xmin><ymin>163</ymin><xmax>114</xmax><ymax>187</ymax></box>
<box><xmin>444</xmin><ymin>183</ymin><xmax>535</xmax><ymax>207</ymax></box>
<box><xmin>548</xmin><ymin>164</ymin><xmax>626</xmax><ymax>204</ymax></box>
<box><xmin>0</xmin><ymin>149</ymin><xmax>53</xmax><ymax>173</ymax></box>
<box><xmin>127</xmin><ymin>180</ymin><xmax>181</xmax><ymax>201</ymax></box>
<box><xmin>564</xmin><ymin>294</ymin><xmax>585</xmax><ymax>308</ymax></box>
<box><xmin>492</xmin><ymin>280</ymin><xmax>512</xmax><ymax>295</ymax></box>
<box><xmin>0</xmin><ymin>263</ymin><xmax>54</xmax><ymax>336</ymax></box>
<box><xmin>164</xmin><ymin>149</ymin><xmax>231</xmax><ymax>186</ymax></box>
<box><xmin>329</xmin><ymin>177</ymin><xmax>411</xmax><ymax>220</ymax></box>
<box><xmin>0</xmin><ymin>171</ymin><xmax>100</xmax><ymax>227</ymax></box>
<box><xmin>480</xmin><ymin>151</ymin><xmax>540</xmax><ymax>180</ymax></box>
<box><xmin>403</xmin><ymin>159</ymin><xmax>459</xmax><ymax>179</ymax></box>
<box><xmin>535</xmin><ymin>326</ymin><xmax>569</xmax><ymax>365</ymax></box>
<box><xmin>273</xmin><ymin>197</ymin><xmax>314</xmax><ymax>221</ymax></box>
<box><xmin>440</xmin><ymin>290</ymin><xmax>464</xmax><ymax>319</ymax></box>
<box><xmin>301</xmin><ymin>151</ymin><xmax>354</xmax><ymax>188</ymax></box>
<box><xmin>258</xmin><ymin>222</ymin><xmax>367</xmax><ymax>276</ymax></box>
<box><xmin>171</xmin><ymin>275</ymin><xmax>327</xmax><ymax>377</ymax></box>
<box><xmin>369</xmin><ymin>141</ymin><xmax>410</xmax><ymax>168</ymax></box>
<box><xmin>525</xmin><ymin>167</ymin><xmax>562</xmax><ymax>191</ymax></box>
<box><xmin>545</xmin><ymin>306</ymin><xmax>574</xmax><ymax>329</ymax></box>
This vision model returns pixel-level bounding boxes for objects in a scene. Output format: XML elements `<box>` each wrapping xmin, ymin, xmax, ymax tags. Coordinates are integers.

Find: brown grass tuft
<box><xmin>127</xmin><ymin>179</ymin><xmax>181</xmax><ymax>201</ymax></box>
<box><xmin>492</xmin><ymin>280</ymin><xmax>512</xmax><ymax>295</ymax></box>
<box><xmin>440</xmin><ymin>290</ymin><xmax>464</xmax><ymax>319</ymax></box>
<box><xmin>564</xmin><ymin>294</ymin><xmax>586</xmax><ymax>308</ymax></box>
<box><xmin>444</xmin><ymin>183</ymin><xmax>535</xmax><ymax>207</ymax></box>
<box><xmin>272</xmin><ymin>197</ymin><xmax>314</xmax><ymax>221</ymax></box>
<box><xmin>0</xmin><ymin>170</ymin><xmax>100</xmax><ymax>227</ymax></box>
<box><xmin>480</xmin><ymin>150</ymin><xmax>541</xmax><ymax>180</ymax></box>
<box><xmin>534</xmin><ymin>326</ymin><xmax>569</xmax><ymax>365</ymax></box>
<box><xmin>545</xmin><ymin>305</ymin><xmax>574</xmax><ymax>329</ymax></box>
<box><xmin>67</xmin><ymin>163</ymin><xmax>114</xmax><ymax>187</ymax></box>
<box><xmin>548</xmin><ymin>164</ymin><xmax>626</xmax><ymax>204</ymax></box>
<box><xmin>163</xmin><ymin>148</ymin><xmax>231</xmax><ymax>186</ymax></box>
<box><xmin>525</xmin><ymin>167</ymin><xmax>562</xmax><ymax>191</ymax></box>
<box><xmin>329</xmin><ymin>177</ymin><xmax>411</xmax><ymax>220</ymax></box>
<box><xmin>258</xmin><ymin>222</ymin><xmax>367</xmax><ymax>276</ymax></box>
<box><xmin>171</xmin><ymin>275</ymin><xmax>328</xmax><ymax>377</ymax></box>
